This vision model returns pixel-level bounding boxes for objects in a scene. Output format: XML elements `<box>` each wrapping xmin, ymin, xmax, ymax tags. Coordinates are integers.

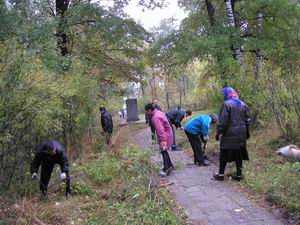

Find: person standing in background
<box><xmin>100</xmin><ymin>107</ymin><xmax>113</xmax><ymax>144</ymax></box>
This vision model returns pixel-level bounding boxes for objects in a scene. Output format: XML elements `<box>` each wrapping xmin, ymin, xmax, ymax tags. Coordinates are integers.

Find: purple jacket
<box><xmin>150</xmin><ymin>109</ymin><xmax>173</xmax><ymax>149</ymax></box>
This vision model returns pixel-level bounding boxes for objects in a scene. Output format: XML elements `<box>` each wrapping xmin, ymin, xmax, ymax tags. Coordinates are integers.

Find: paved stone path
<box><xmin>134</xmin><ymin>128</ymin><xmax>286</xmax><ymax>225</ymax></box>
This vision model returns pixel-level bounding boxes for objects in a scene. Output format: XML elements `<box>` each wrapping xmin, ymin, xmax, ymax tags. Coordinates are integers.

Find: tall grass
<box><xmin>0</xmin><ymin>124</ymin><xmax>185</xmax><ymax>224</ymax></box>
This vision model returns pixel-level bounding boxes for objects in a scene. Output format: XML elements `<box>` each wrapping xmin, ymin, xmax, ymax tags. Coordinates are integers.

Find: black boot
<box><xmin>232</xmin><ymin>175</ymin><xmax>243</xmax><ymax>181</ymax></box>
<box><xmin>213</xmin><ymin>173</ymin><xmax>224</xmax><ymax>181</ymax></box>
<box><xmin>233</xmin><ymin>160</ymin><xmax>243</xmax><ymax>181</ymax></box>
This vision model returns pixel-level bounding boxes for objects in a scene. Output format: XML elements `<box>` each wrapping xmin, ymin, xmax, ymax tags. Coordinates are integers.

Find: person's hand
<box><xmin>215</xmin><ymin>134</ymin><xmax>220</xmax><ymax>141</ymax></box>
<box><xmin>60</xmin><ymin>173</ymin><xmax>67</xmax><ymax>180</ymax></box>
<box><xmin>160</xmin><ymin>142</ymin><xmax>168</xmax><ymax>151</ymax></box>
<box><xmin>204</xmin><ymin>135</ymin><xmax>209</xmax><ymax>141</ymax></box>
<box><xmin>161</xmin><ymin>146</ymin><xmax>168</xmax><ymax>151</ymax></box>
<box><xmin>32</xmin><ymin>173</ymin><xmax>37</xmax><ymax>180</ymax></box>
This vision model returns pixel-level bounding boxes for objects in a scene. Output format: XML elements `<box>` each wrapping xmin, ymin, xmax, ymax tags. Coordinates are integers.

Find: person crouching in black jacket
<box><xmin>30</xmin><ymin>140</ymin><xmax>71</xmax><ymax>196</ymax></box>
<box><xmin>100</xmin><ymin>107</ymin><xmax>113</xmax><ymax>144</ymax></box>
<box><xmin>165</xmin><ymin>109</ymin><xmax>192</xmax><ymax>150</ymax></box>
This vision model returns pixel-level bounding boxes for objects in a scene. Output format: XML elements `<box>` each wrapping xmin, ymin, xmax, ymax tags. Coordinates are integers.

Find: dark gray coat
<box><xmin>165</xmin><ymin>110</ymin><xmax>185</xmax><ymax>128</ymax></box>
<box><xmin>217</xmin><ymin>100</ymin><xmax>250</xmax><ymax>149</ymax></box>
<box><xmin>30</xmin><ymin>140</ymin><xmax>69</xmax><ymax>174</ymax></box>
<box><xmin>101</xmin><ymin>111</ymin><xmax>113</xmax><ymax>133</ymax></box>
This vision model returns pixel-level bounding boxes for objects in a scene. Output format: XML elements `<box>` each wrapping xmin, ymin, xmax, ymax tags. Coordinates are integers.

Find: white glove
<box><xmin>204</xmin><ymin>135</ymin><xmax>209</xmax><ymax>141</ymax></box>
<box><xmin>32</xmin><ymin>173</ymin><xmax>37</xmax><ymax>180</ymax></box>
<box><xmin>60</xmin><ymin>172</ymin><xmax>66</xmax><ymax>180</ymax></box>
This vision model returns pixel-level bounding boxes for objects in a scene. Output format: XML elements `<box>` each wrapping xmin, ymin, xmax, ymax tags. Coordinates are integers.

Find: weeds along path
<box><xmin>134</xmin><ymin>127</ymin><xmax>286</xmax><ymax>225</ymax></box>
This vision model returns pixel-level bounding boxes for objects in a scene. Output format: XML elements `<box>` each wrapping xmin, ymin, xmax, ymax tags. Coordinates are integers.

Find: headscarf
<box><xmin>223</xmin><ymin>87</ymin><xmax>244</xmax><ymax>106</ymax></box>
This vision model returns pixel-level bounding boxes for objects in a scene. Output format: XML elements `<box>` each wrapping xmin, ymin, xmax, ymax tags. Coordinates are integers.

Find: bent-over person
<box><xmin>184</xmin><ymin>114</ymin><xmax>218</xmax><ymax>166</ymax></box>
<box><xmin>30</xmin><ymin>140</ymin><xmax>71</xmax><ymax>196</ymax></box>
<box><xmin>145</xmin><ymin>103</ymin><xmax>174</xmax><ymax>177</ymax></box>
<box><xmin>165</xmin><ymin>109</ymin><xmax>192</xmax><ymax>150</ymax></box>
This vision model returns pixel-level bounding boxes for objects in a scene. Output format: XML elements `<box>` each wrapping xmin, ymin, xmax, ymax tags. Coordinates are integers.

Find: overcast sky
<box><xmin>124</xmin><ymin>0</ymin><xmax>186</xmax><ymax>30</ymax></box>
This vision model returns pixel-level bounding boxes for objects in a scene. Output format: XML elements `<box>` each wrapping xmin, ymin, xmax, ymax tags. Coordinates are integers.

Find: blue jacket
<box><xmin>184</xmin><ymin>115</ymin><xmax>212</xmax><ymax>136</ymax></box>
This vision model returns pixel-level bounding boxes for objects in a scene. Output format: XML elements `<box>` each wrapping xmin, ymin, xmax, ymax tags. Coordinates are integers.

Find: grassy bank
<box><xmin>0</xmin><ymin>124</ymin><xmax>185</xmax><ymax>225</ymax></box>
<box><xmin>242</xmin><ymin>127</ymin><xmax>300</xmax><ymax>220</ymax></box>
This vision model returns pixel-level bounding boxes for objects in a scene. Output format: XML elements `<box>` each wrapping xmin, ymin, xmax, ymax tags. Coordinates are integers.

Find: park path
<box><xmin>134</xmin><ymin>127</ymin><xmax>286</xmax><ymax>225</ymax></box>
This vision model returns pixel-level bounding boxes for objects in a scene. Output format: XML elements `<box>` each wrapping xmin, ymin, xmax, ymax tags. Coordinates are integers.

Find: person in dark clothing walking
<box><xmin>213</xmin><ymin>87</ymin><xmax>251</xmax><ymax>181</ymax></box>
<box><xmin>145</xmin><ymin>98</ymin><xmax>162</xmax><ymax>143</ymax></box>
<box><xmin>30</xmin><ymin>140</ymin><xmax>71</xmax><ymax>196</ymax></box>
<box><xmin>184</xmin><ymin>114</ymin><xmax>218</xmax><ymax>166</ymax></box>
<box><xmin>100</xmin><ymin>107</ymin><xmax>113</xmax><ymax>144</ymax></box>
<box><xmin>165</xmin><ymin>109</ymin><xmax>192</xmax><ymax>150</ymax></box>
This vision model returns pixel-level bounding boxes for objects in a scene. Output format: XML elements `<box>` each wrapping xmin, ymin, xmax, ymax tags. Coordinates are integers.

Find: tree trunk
<box><xmin>205</xmin><ymin>0</ymin><xmax>215</xmax><ymax>26</ymax></box>
<box><xmin>255</xmin><ymin>13</ymin><xmax>263</xmax><ymax>79</ymax></box>
<box><xmin>56</xmin><ymin>0</ymin><xmax>70</xmax><ymax>56</ymax></box>
<box><xmin>179</xmin><ymin>80</ymin><xmax>182</xmax><ymax>109</ymax></box>
<box><xmin>224</xmin><ymin>0</ymin><xmax>244</xmax><ymax>66</ymax></box>
<box><xmin>165</xmin><ymin>81</ymin><xmax>170</xmax><ymax>110</ymax></box>
<box><xmin>149</xmin><ymin>76</ymin><xmax>156</xmax><ymax>98</ymax></box>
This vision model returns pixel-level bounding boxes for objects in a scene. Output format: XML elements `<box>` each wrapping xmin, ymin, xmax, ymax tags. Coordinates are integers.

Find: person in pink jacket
<box><xmin>145</xmin><ymin>103</ymin><xmax>174</xmax><ymax>177</ymax></box>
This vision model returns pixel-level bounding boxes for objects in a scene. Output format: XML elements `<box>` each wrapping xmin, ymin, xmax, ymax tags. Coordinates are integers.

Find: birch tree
<box><xmin>224</xmin><ymin>0</ymin><xmax>244</xmax><ymax>66</ymax></box>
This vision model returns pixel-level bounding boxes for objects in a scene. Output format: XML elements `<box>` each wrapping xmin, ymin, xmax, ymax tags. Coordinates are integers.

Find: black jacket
<box><xmin>101</xmin><ymin>111</ymin><xmax>113</xmax><ymax>133</ymax></box>
<box><xmin>30</xmin><ymin>140</ymin><xmax>69</xmax><ymax>173</ymax></box>
<box><xmin>217</xmin><ymin>100</ymin><xmax>251</xmax><ymax>149</ymax></box>
<box><xmin>165</xmin><ymin>110</ymin><xmax>185</xmax><ymax>128</ymax></box>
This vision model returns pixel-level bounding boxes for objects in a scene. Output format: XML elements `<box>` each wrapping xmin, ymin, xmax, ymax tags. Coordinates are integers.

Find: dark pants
<box><xmin>102</xmin><ymin>131</ymin><xmax>112</xmax><ymax>144</ymax></box>
<box><xmin>161</xmin><ymin>151</ymin><xmax>173</xmax><ymax>172</ymax></box>
<box><xmin>218</xmin><ymin>159</ymin><xmax>243</xmax><ymax>176</ymax></box>
<box><xmin>185</xmin><ymin>131</ymin><xmax>205</xmax><ymax>163</ymax></box>
<box><xmin>218</xmin><ymin>148</ymin><xmax>246</xmax><ymax>176</ymax></box>
<box><xmin>166</xmin><ymin>116</ymin><xmax>176</xmax><ymax>149</ymax></box>
<box><xmin>150</xmin><ymin>124</ymin><xmax>156</xmax><ymax>140</ymax></box>
<box><xmin>40</xmin><ymin>163</ymin><xmax>70</xmax><ymax>195</ymax></box>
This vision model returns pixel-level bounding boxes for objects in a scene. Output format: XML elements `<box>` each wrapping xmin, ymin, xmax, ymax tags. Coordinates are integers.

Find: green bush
<box><xmin>82</xmin><ymin>158</ymin><xmax>121</xmax><ymax>184</ymax></box>
<box><xmin>72</xmin><ymin>181</ymin><xmax>97</xmax><ymax>197</ymax></box>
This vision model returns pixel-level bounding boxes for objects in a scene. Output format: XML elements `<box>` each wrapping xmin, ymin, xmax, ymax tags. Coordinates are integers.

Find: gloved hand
<box><xmin>60</xmin><ymin>172</ymin><xmax>67</xmax><ymax>180</ymax></box>
<box><xmin>204</xmin><ymin>135</ymin><xmax>209</xmax><ymax>141</ymax></box>
<box><xmin>32</xmin><ymin>173</ymin><xmax>37</xmax><ymax>180</ymax></box>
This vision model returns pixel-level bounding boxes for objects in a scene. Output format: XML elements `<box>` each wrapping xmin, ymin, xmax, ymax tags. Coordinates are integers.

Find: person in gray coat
<box><xmin>214</xmin><ymin>87</ymin><xmax>251</xmax><ymax>181</ymax></box>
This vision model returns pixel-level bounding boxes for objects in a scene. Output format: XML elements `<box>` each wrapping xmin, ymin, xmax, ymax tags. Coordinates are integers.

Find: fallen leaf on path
<box><xmin>234</xmin><ymin>208</ymin><xmax>244</xmax><ymax>212</ymax></box>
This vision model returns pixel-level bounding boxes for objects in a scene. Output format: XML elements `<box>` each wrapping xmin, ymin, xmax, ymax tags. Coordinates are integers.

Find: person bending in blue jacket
<box><xmin>30</xmin><ymin>140</ymin><xmax>71</xmax><ymax>196</ymax></box>
<box><xmin>184</xmin><ymin>114</ymin><xmax>218</xmax><ymax>166</ymax></box>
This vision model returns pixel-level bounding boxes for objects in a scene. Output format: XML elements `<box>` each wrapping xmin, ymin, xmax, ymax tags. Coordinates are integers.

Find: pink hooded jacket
<box><xmin>150</xmin><ymin>109</ymin><xmax>173</xmax><ymax>150</ymax></box>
